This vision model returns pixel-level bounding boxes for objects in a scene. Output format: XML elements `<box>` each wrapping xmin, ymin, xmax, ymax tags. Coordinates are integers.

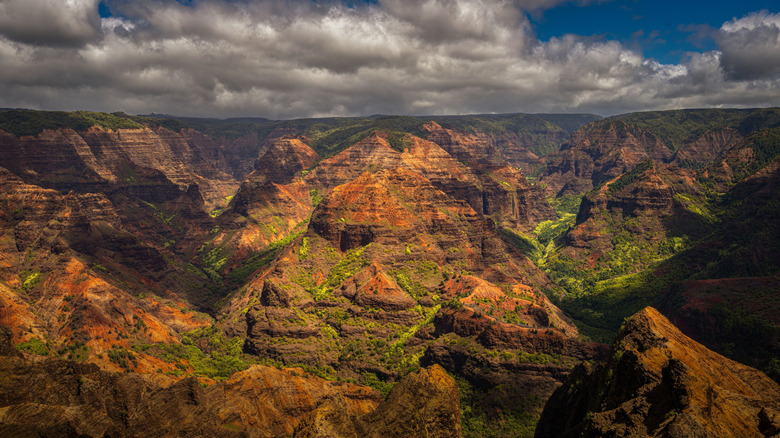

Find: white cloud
<box><xmin>0</xmin><ymin>0</ymin><xmax>777</xmax><ymax>117</ymax></box>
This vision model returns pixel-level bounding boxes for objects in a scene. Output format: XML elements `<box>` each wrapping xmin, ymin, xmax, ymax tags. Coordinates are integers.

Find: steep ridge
<box><xmin>219</xmin><ymin>137</ymin><xmax>321</xmax><ymax>255</ymax></box>
<box><xmin>253</xmin><ymin>137</ymin><xmax>321</xmax><ymax>185</ymax></box>
<box><xmin>421</xmin><ymin>121</ymin><xmax>504</xmax><ymax>166</ymax></box>
<box><xmin>0</xmin><ymin>167</ymin><xmax>212</xmax><ymax>371</ymax></box>
<box><xmin>540</xmin><ymin>108</ymin><xmax>780</xmax><ymax>197</ymax></box>
<box><xmin>540</xmin><ymin>119</ymin><xmax>672</xmax><ymax>196</ymax></box>
<box><xmin>305</xmin><ymin>131</ymin><xmax>555</xmax><ymax>232</ymax></box>
<box><xmin>535</xmin><ymin>307</ymin><xmax>780</xmax><ymax>438</ymax></box>
<box><xmin>0</xmin><ymin>125</ymin><xmax>239</xmax><ymax>209</ymax></box>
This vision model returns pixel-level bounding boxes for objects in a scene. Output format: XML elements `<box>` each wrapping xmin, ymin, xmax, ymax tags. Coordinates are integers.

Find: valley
<box><xmin>0</xmin><ymin>108</ymin><xmax>777</xmax><ymax>437</ymax></box>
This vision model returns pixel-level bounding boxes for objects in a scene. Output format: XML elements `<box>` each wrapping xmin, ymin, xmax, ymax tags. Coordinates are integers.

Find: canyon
<box><xmin>0</xmin><ymin>108</ymin><xmax>777</xmax><ymax>437</ymax></box>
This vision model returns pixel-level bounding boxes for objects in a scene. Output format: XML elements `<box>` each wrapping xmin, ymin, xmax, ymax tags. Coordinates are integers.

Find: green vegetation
<box><xmin>309</xmin><ymin>189</ymin><xmax>323</xmax><ymax>206</ymax></box>
<box><xmin>432</xmin><ymin>113</ymin><xmax>600</xmax><ymax>156</ymax></box>
<box><xmin>499</xmin><ymin>228</ymin><xmax>542</xmax><ymax>262</ymax></box>
<box><xmin>595</xmin><ymin>108</ymin><xmax>780</xmax><ymax>155</ymax></box>
<box><xmin>20</xmin><ymin>271</ymin><xmax>41</xmax><ymax>291</ymax></box>
<box><xmin>135</xmin><ymin>326</ymin><xmax>249</xmax><ymax>379</ymax></box>
<box><xmin>229</xmin><ymin>231</ymin><xmax>304</xmax><ymax>284</ymax></box>
<box><xmin>307</xmin><ymin>116</ymin><xmax>425</xmax><ymax>157</ymax></box>
<box><xmin>108</xmin><ymin>347</ymin><xmax>137</xmax><ymax>370</ymax></box>
<box><xmin>458</xmin><ymin>377</ymin><xmax>538</xmax><ymax>438</ymax></box>
<box><xmin>306</xmin><ymin>244</ymin><xmax>370</xmax><ymax>300</ymax></box>
<box><xmin>703</xmin><ymin>304</ymin><xmax>780</xmax><ymax>381</ymax></box>
<box><xmin>16</xmin><ymin>337</ymin><xmax>49</xmax><ymax>355</ymax></box>
<box><xmin>389</xmin><ymin>269</ymin><xmax>430</xmax><ymax>300</ymax></box>
<box><xmin>719</xmin><ymin>126</ymin><xmax>780</xmax><ymax>181</ymax></box>
<box><xmin>0</xmin><ymin>110</ymin><xmax>144</xmax><ymax>136</ymax></box>
<box><xmin>607</xmin><ymin>159</ymin><xmax>653</xmax><ymax>194</ymax></box>
<box><xmin>547</xmin><ymin>193</ymin><xmax>583</xmax><ymax>217</ymax></box>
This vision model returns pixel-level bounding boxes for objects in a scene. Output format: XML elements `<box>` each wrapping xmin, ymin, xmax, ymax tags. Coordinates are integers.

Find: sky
<box><xmin>0</xmin><ymin>0</ymin><xmax>778</xmax><ymax>119</ymax></box>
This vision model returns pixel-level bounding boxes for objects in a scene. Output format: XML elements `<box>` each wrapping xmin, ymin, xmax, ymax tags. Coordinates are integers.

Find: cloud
<box><xmin>717</xmin><ymin>10</ymin><xmax>780</xmax><ymax>80</ymax></box>
<box><xmin>0</xmin><ymin>0</ymin><xmax>777</xmax><ymax>118</ymax></box>
<box><xmin>0</xmin><ymin>0</ymin><xmax>102</xmax><ymax>47</ymax></box>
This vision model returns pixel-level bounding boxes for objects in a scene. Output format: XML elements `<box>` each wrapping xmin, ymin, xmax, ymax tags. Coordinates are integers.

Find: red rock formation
<box><xmin>535</xmin><ymin>307</ymin><xmax>780</xmax><ymax>438</ymax></box>
<box><xmin>294</xmin><ymin>365</ymin><xmax>461</xmax><ymax>438</ymax></box>
<box><xmin>254</xmin><ymin>137</ymin><xmax>320</xmax><ymax>184</ymax></box>
<box><xmin>540</xmin><ymin>120</ymin><xmax>672</xmax><ymax>196</ymax></box>
<box><xmin>421</xmin><ymin>121</ymin><xmax>503</xmax><ymax>165</ymax></box>
<box><xmin>310</xmin><ymin>168</ymin><xmax>481</xmax><ymax>251</ymax></box>
<box><xmin>0</xmin><ymin>126</ymin><xmax>239</xmax><ymax>209</ymax></box>
<box><xmin>304</xmin><ymin>131</ymin><xmax>555</xmax><ymax>231</ymax></box>
<box><xmin>559</xmin><ymin>161</ymin><xmax>708</xmax><ymax>276</ymax></box>
<box><xmin>337</xmin><ymin>262</ymin><xmax>417</xmax><ymax>311</ymax></box>
<box><xmin>0</xmin><ymin>333</ymin><xmax>382</xmax><ymax>438</ymax></box>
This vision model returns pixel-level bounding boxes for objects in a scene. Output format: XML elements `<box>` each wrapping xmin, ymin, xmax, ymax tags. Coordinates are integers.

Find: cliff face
<box><xmin>0</xmin><ymin>326</ymin><xmax>383</xmax><ymax>438</ymax></box>
<box><xmin>422</xmin><ymin>122</ymin><xmax>504</xmax><ymax>166</ymax></box>
<box><xmin>310</xmin><ymin>168</ymin><xmax>482</xmax><ymax>252</ymax></box>
<box><xmin>0</xmin><ymin>126</ymin><xmax>239</xmax><ymax>209</ymax></box>
<box><xmin>305</xmin><ymin>131</ymin><xmax>555</xmax><ymax>232</ymax></box>
<box><xmin>535</xmin><ymin>307</ymin><xmax>780</xmax><ymax>438</ymax></box>
<box><xmin>295</xmin><ymin>364</ymin><xmax>462</xmax><ymax>438</ymax></box>
<box><xmin>540</xmin><ymin>119</ymin><xmax>749</xmax><ymax>197</ymax></box>
<box><xmin>540</xmin><ymin>121</ymin><xmax>673</xmax><ymax>197</ymax></box>
<box><xmin>253</xmin><ymin>137</ymin><xmax>320</xmax><ymax>184</ymax></box>
<box><xmin>552</xmin><ymin>160</ymin><xmax>710</xmax><ymax>280</ymax></box>
<box><xmin>0</xmin><ymin>167</ymin><xmax>213</xmax><ymax>372</ymax></box>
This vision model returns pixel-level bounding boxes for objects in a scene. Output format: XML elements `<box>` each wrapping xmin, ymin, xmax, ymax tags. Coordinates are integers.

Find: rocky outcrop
<box><xmin>245</xmin><ymin>306</ymin><xmax>321</xmax><ymax>340</ymax></box>
<box><xmin>294</xmin><ymin>365</ymin><xmax>462</xmax><ymax>438</ymax></box>
<box><xmin>535</xmin><ymin>307</ymin><xmax>780</xmax><ymax>438</ymax></box>
<box><xmin>0</xmin><ymin>166</ymin><xmax>213</xmax><ymax>365</ymax></box>
<box><xmin>337</xmin><ymin>263</ymin><xmax>417</xmax><ymax>311</ymax></box>
<box><xmin>432</xmin><ymin>306</ymin><xmax>607</xmax><ymax>361</ymax></box>
<box><xmin>539</xmin><ymin>109</ymin><xmax>780</xmax><ymax>197</ymax></box>
<box><xmin>671</xmin><ymin>127</ymin><xmax>743</xmax><ymax>168</ymax></box>
<box><xmin>254</xmin><ymin>137</ymin><xmax>320</xmax><ymax>184</ymax></box>
<box><xmin>421</xmin><ymin>121</ymin><xmax>503</xmax><ymax>166</ymax></box>
<box><xmin>573</xmin><ymin>160</ymin><xmax>700</xmax><ymax>226</ymax></box>
<box><xmin>224</xmin><ymin>180</ymin><xmax>313</xmax><ymax>254</ymax></box>
<box><xmin>0</xmin><ymin>348</ymin><xmax>381</xmax><ymax>438</ymax></box>
<box><xmin>304</xmin><ymin>132</ymin><xmax>403</xmax><ymax>189</ymax></box>
<box><xmin>310</xmin><ymin>168</ymin><xmax>482</xmax><ymax>252</ymax></box>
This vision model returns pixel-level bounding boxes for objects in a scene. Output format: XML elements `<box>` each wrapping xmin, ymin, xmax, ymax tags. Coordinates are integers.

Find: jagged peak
<box><xmin>536</xmin><ymin>306</ymin><xmax>780</xmax><ymax>438</ymax></box>
<box><xmin>615</xmin><ymin>306</ymin><xmax>779</xmax><ymax>400</ymax></box>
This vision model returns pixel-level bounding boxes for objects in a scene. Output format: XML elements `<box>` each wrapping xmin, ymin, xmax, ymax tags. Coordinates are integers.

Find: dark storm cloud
<box><xmin>0</xmin><ymin>0</ymin><xmax>102</xmax><ymax>47</ymax></box>
<box><xmin>0</xmin><ymin>0</ymin><xmax>777</xmax><ymax>118</ymax></box>
<box><xmin>717</xmin><ymin>11</ymin><xmax>780</xmax><ymax>80</ymax></box>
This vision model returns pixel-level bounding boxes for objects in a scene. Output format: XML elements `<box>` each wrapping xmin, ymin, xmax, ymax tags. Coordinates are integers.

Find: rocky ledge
<box><xmin>534</xmin><ymin>307</ymin><xmax>780</xmax><ymax>438</ymax></box>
